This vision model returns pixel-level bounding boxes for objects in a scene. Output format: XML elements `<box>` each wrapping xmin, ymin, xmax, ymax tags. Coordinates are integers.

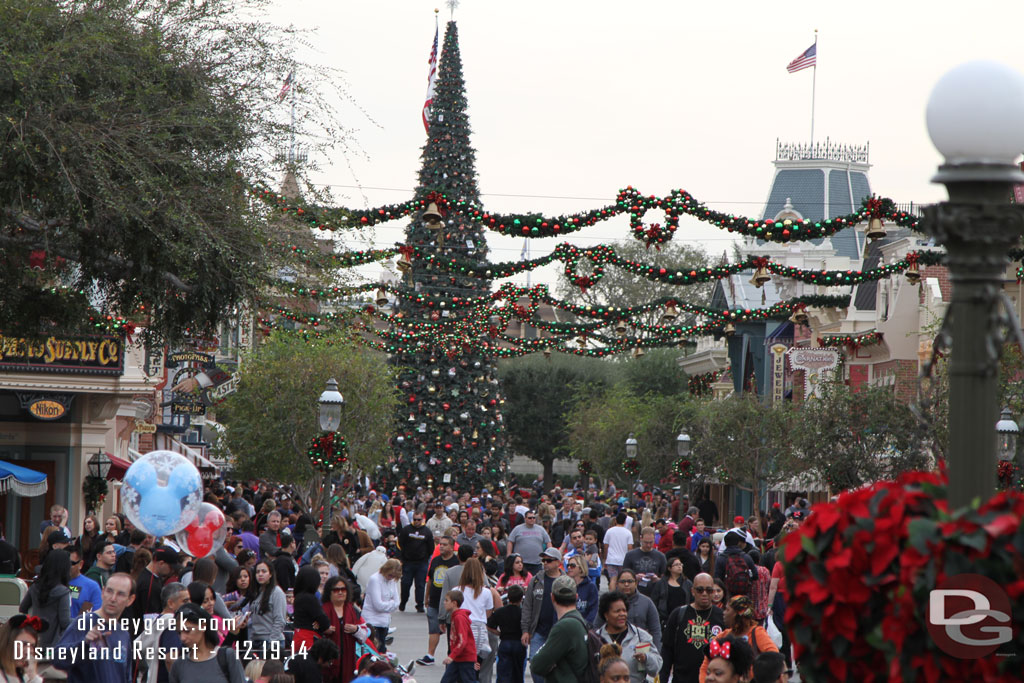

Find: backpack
<box><xmin>751</xmin><ymin>565</ymin><xmax>771</xmax><ymax>621</ymax></box>
<box><xmin>723</xmin><ymin>552</ymin><xmax>753</xmax><ymax>596</ymax></box>
<box><xmin>569</xmin><ymin>613</ymin><xmax>604</xmax><ymax>683</ymax></box>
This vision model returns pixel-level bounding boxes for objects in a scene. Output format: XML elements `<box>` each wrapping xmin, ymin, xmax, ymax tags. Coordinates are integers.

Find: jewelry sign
<box><xmin>770</xmin><ymin>344</ymin><xmax>788</xmax><ymax>404</ymax></box>
<box><xmin>787</xmin><ymin>347</ymin><xmax>839</xmax><ymax>400</ymax></box>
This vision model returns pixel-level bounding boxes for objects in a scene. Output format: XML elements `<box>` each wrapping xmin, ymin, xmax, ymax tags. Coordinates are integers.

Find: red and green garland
<box><xmin>307</xmin><ymin>432</ymin><xmax>349</xmax><ymax>472</ymax></box>
<box><xmin>817</xmin><ymin>330</ymin><xmax>884</xmax><ymax>351</ymax></box>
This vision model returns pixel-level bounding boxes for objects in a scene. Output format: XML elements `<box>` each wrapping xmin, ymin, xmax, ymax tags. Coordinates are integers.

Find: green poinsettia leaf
<box><xmin>801</xmin><ymin>533</ymin><xmax>819</xmax><ymax>557</ymax></box>
<box><xmin>907</xmin><ymin>518</ymin><xmax>938</xmax><ymax>553</ymax></box>
<box><xmin>958</xmin><ymin>529</ymin><xmax>988</xmax><ymax>551</ymax></box>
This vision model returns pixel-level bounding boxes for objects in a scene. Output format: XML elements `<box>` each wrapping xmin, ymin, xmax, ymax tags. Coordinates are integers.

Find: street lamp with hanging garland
<box><xmin>922</xmin><ymin>60</ymin><xmax>1024</xmax><ymax>508</ymax></box>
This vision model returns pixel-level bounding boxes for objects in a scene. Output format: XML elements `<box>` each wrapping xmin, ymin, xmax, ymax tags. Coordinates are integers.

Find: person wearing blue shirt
<box><xmin>54</xmin><ymin>572</ymin><xmax>135</xmax><ymax>683</ymax></box>
<box><xmin>68</xmin><ymin>547</ymin><xmax>102</xmax><ymax>619</ymax></box>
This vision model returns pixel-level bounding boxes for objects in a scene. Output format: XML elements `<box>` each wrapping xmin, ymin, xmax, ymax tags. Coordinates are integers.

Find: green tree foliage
<box><xmin>217</xmin><ymin>333</ymin><xmax>399</xmax><ymax>484</ymax></box>
<box><xmin>794</xmin><ymin>383</ymin><xmax>933</xmax><ymax>492</ymax></box>
<box><xmin>689</xmin><ymin>395</ymin><xmax>800</xmax><ymax>511</ymax></box>
<box><xmin>564</xmin><ymin>385</ymin><xmax>694</xmax><ymax>485</ymax></box>
<box><xmin>498</xmin><ymin>354</ymin><xmax>616</xmax><ymax>484</ymax></box>
<box><xmin>0</xmin><ymin>0</ymin><xmax>350</xmax><ymax>344</ymax></box>
<box><xmin>619</xmin><ymin>347</ymin><xmax>690</xmax><ymax>397</ymax></box>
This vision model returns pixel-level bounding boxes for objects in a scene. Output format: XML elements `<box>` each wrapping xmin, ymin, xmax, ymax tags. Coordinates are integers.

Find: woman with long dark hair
<box><xmin>497</xmin><ymin>554</ymin><xmax>531</xmax><ymax>593</ymax></box>
<box><xmin>321</xmin><ymin>576</ymin><xmax>368</xmax><ymax>683</ymax></box>
<box><xmin>696</xmin><ymin>537</ymin><xmax>716</xmax><ymax>576</ymax></box>
<box><xmin>377</xmin><ymin>501</ymin><xmax>396</xmax><ymax>532</ymax></box>
<box><xmin>18</xmin><ymin>550</ymin><xmax>71</xmax><ymax>648</ymax></box>
<box><xmin>80</xmin><ymin>515</ymin><xmax>101</xmax><ymax>568</ymax></box>
<box><xmin>291</xmin><ymin>566</ymin><xmax>331</xmax><ymax>654</ymax></box>
<box><xmin>249</xmin><ymin>560</ymin><xmax>287</xmax><ymax>657</ymax></box>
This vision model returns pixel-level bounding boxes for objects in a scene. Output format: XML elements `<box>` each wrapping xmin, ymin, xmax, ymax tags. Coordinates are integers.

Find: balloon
<box><xmin>354</xmin><ymin>514</ymin><xmax>380</xmax><ymax>541</ymax></box>
<box><xmin>175</xmin><ymin>502</ymin><xmax>226</xmax><ymax>558</ymax></box>
<box><xmin>122</xmin><ymin>450</ymin><xmax>203</xmax><ymax>537</ymax></box>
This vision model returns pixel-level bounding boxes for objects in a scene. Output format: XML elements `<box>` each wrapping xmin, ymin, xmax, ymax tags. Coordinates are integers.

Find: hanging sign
<box><xmin>17</xmin><ymin>393</ymin><xmax>75</xmax><ymax>421</ymax></box>
<box><xmin>29</xmin><ymin>399</ymin><xmax>67</xmax><ymax>420</ymax></box>
<box><xmin>787</xmin><ymin>347</ymin><xmax>839</xmax><ymax>400</ymax></box>
<box><xmin>770</xmin><ymin>344</ymin><xmax>788</xmax><ymax>404</ymax></box>
<box><xmin>0</xmin><ymin>335</ymin><xmax>123</xmax><ymax>375</ymax></box>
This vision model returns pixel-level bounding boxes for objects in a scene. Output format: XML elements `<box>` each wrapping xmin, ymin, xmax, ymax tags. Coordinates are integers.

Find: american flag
<box><xmin>786</xmin><ymin>44</ymin><xmax>816</xmax><ymax>73</ymax></box>
<box><xmin>277</xmin><ymin>71</ymin><xmax>293</xmax><ymax>103</ymax></box>
<box><xmin>422</xmin><ymin>22</ymin><xmax>439</xmax><ymax>132</ymax></box>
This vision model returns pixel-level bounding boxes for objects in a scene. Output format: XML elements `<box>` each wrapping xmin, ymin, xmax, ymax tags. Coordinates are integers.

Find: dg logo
<box><xmin>926</xmin><ymin>573</ymin><xmax>1014</xmax><ymax>659</ymax></box>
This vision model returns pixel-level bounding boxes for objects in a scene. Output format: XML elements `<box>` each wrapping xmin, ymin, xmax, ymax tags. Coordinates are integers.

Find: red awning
<box><xmin>106</xmin><ymin>454</ymin><xmax>133</xmax><ymax>481</ymax></box>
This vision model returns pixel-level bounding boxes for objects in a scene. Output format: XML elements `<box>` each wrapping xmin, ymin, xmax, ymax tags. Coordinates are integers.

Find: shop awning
<box><xmin>105</xmin><ymin>454</ymin><xmax>133</xmax><ymax>481</ymax></box>
<box><xmin>0</xmin><ymin>460</ymin><xmax>48</xmax><ymax>497</ymax></box>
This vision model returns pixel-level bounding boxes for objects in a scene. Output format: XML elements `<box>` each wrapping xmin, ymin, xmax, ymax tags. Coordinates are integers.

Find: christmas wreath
<box><xmin>620</xmin><ymin>459</ymin><xmax>640</xmax><ymax>477</ymax></box>
<box><xmin>671</xmin><ymin>458</ymin><xmax>692</xmax><ymax>478</ymax></box>
<box><xmin>578</xmin><ymin>460</ymin><xmax>593</xmax><ymax>476</ymax></box>
<box><xmin>997</xmin><ymin>460</ymin><xmax>1019</xmax><ymax>489</ymax></box>
<box><xmin>780</xmin><ymin>469</ymin><xmax>1024</xmax><ymax>682</ymax></box>
<box><xmin>82</xmin><ymin>475</ymin><xmax>108</xmax><ymax>514</ymax></box>
<box><xmin>307</xmin><ymin>432</ymin><xmax>349</xmax><ymax>473</ymax></box>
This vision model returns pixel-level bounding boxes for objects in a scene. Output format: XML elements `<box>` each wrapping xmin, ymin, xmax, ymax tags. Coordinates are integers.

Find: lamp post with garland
<box><xmin>922</xmin><ymin>60</ymin><xmax>1024</xmax><ymax>509</ymax></box>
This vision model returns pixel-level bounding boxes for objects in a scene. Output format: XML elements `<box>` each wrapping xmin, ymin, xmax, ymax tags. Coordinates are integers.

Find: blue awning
<box><xmin>0</xmin><ymin>460</ymin><xmax>48</xmax><ymax>497</ymax></box>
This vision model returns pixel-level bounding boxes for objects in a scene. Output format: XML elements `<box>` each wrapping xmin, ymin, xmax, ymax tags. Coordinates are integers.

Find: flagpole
<box><xmin>810</xmin><ymin>30</ymin><xmax>817</xmax><ymax>147</ymax></box>
<box><xmin>289</xmin><ymin>69</ymin><xmax>297</xmax><ymax>164</ymax></box>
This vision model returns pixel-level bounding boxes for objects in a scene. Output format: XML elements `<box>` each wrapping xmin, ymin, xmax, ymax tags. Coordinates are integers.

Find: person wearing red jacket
<box><xmin>442</xmin><ymin>590</ymin><xmax>479</xmax><ymax>683</ymax></box>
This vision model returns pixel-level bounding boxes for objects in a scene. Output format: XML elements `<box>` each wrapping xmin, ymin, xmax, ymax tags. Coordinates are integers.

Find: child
<box><xmin>487</xmin><ymin>584</ymin><xmax>526</xmax><ymax>683</ymax></box>
<box><xmin>442</xmin><ymin>589</ymin><xmax>478</xmax><ymax>683</ymax></box>
<box><xmin>582</xmin><ymin>529</ymin><xmax>603</xmax><ymax>588</ymax></box>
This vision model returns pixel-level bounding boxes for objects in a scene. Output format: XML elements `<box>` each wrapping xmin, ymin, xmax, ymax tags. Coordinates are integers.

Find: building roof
<box><xmin>762</xmin><ymin>160</ymin><xmax>873</xmax><ymax>261</ymax></box>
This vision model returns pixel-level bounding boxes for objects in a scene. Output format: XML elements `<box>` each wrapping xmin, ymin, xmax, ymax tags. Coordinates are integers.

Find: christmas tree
<box><xmin>387</xmin><ymin>21</ymin><xmax>509</xmax><ymax>491</ymax></box>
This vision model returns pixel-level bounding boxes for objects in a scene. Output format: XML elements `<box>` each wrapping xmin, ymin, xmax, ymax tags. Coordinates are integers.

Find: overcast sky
<box><xmin>264</xmin><ymin>0</ymin><xmax>1024</xmax><ymax>290</ymax></box>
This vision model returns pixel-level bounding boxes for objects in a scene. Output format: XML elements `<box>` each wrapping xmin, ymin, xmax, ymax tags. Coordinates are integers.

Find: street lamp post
<box><xmin>676</xmin><ymin>432</ymin><xmax>691</xmax><ymax>458</ymax></box>
<box><xmin>88</xmin><ymin>450</ymin><xmax>112</xmax><ymax>479</ymax></box>
<box><xmin>625</xmin><ymin>433</ymin><xmax>638</xmax><ymax>498</ymax></box>
<box><xmin>318</xmin><ymin>378</ymin><xmax>344</xmax><ymax>432</ymax></box>
<box><xmin>923</xmin><ymin>60</ymin><xmax>1024</xmax><ymax>509</ymax></box>
<box><xmin>995</xmin><ymin>408</ymin><xmax>1019</xmax><ymax>462</ymax></box>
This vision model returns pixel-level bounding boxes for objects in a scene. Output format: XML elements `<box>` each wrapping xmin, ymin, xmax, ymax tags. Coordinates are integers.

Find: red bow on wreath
<box><xmin>709</xmin><ymin>639</ymin><xmax>731</xmax><ymax>659</ymax></box>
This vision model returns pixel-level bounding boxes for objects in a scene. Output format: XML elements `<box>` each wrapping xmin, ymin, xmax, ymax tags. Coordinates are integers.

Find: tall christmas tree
<box><xmin>387</xmin><ymin>21</ymin><xmax>509</xmax><ymax>491</ymax></box>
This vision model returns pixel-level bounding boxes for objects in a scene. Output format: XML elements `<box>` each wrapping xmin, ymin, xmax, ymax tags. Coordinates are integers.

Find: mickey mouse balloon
<box><xmin>175</xmin><ymin>502</ymin><xmax>226</xmax><ymax>558</ymax></box>
<box><xmin>122</xmin><ymin>450</ymin><xmax>203</xmax><ymax>537</ymax></box>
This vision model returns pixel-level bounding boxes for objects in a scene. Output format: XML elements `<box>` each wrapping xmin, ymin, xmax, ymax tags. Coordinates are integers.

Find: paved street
<box><xmin>387</xmin><ymin>609</ymin><xmax>443</xmax><ymax>683</ymax></box>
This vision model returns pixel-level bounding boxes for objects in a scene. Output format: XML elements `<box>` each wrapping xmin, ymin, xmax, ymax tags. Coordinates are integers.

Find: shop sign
<box><xmin>788</xmin><ymin>347</ymin><xmax>839</xmax><ymax>400</ymax></box>
<box><xmin>29</xmin><ymin>399</ymin><xmax>67</xmax><ymax>420</ymax></box>
<box><xmin>770</xmin><ymin>344</ymin><xmax>788</xmax><ymax>404</ymax></box>
<box><xmin>17</xmin><ymin>392</ymin><xmax>75</xmax><ymax>421</ymax></box>
<box><xmin>134</xmin><ymin>420</ymin><xmax>157</xmax><ymax>434</ymax></box>
<box><xmin>164</xmin><ymin>350</ymin><xmax>232</xmax><ymax>416</ymax></box>
<box><xmin>0</xmin><ymin>335</ymin><xmax>124</xmax><ymax>375</ymax></box>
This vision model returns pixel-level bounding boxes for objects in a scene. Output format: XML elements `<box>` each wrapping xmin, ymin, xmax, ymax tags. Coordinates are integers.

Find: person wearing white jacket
<box><xmin>362</xmin><ymin>558</ymin><xmax>402</xmax><ymax>653</ymax></box>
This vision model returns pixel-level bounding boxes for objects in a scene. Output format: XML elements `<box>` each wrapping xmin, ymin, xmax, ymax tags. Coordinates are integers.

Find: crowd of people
<box><xmin>0</xmin><ymin>476</ymin><xmax>812</xmax><ymax>683</ymax></box>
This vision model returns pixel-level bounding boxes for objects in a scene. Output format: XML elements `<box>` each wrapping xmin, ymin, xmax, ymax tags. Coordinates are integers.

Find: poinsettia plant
<box><xmin>781</xmin><ymin>470</ymin><xmax>1024</xmax><ymax>682</ymax></box>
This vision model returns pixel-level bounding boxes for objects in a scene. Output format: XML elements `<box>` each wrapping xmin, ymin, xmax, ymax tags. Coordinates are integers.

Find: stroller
<box><xmin>355</xmin><ymin>633</ymin><xmax>417</xmax><ymax>683</ymax></box>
